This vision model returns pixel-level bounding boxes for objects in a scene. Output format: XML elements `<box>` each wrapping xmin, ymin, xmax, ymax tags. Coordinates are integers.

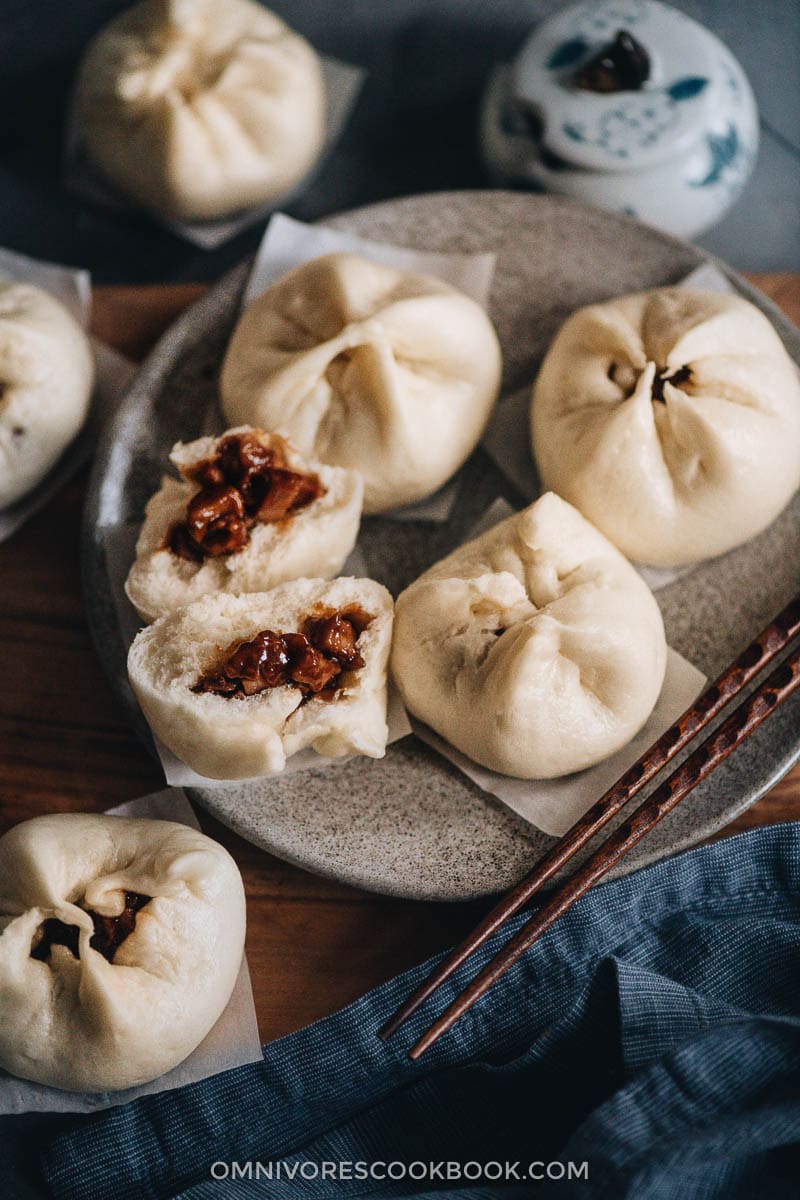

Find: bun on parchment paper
<box><xmin>0</xmin><ymin>812</ymin><xmax>245</xmax><ymax>1092</ymax></box>
<box><xmin>127</xmin><ymin>577</ymin><xmax>393</xmax><ymax>779</ymax></box>
<box><xmin>125</xmin><ymin>427</ymin><xmax>363</xmax><ymax>623</ymax></box>
<box><xmin>0</xmin><ymin>282</ymin><xmax>93</xmax><ymax>509</ymax></box>
<box><xmin>220</xmin><ymin>252</ymin><xmax>502</xmax><ymax>513</ymax></box>
<box><xmin>74</xmin><ymin>0</ymin><xmax>326</xmax><ymax>222</ymax></box>
<box><xmin>531</xmin><ymin>287</ymin><xmax>800</xmax><ymax>567</ymax></box>
<box><xmin>392</xmin><ymin>492</ymin><xmax>667</xmax><ymax>780</ymax></box>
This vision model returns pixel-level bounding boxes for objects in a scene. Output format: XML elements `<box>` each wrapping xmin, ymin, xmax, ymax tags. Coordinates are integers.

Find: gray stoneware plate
<box><xmin>83</xmin><ymin>192</ymin><xmax>800</xmax><ymax>901</ymax></box>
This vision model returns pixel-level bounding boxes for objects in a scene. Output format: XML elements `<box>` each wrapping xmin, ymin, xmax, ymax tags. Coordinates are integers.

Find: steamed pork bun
<box><xmin>128</xmin><ymin>577</ymin><xmax>394</xmax><ymax>779</ymax></box>
<box><xmin>0</xmin><ymin>282</ymin><xmax>93</xmax><ymax>509</ymax></box>
<box><xmin>0</xmin><ymin>813</ymin><xmax>245</xmax><ymax>1092</ymax></box>
<box><xmin>125</xmin><ymin>426</ymin><xmax>363</xmax><ymax>623</ymax></box>
<box><xmin>392</xmin><ymin>493</ymin><xmax>666</xmax><ymax>779</ymax></box>
<box><xmin>74</xmin><ymin>0</ymin><xmax>326</xmax><ymax>221</ymax></box>
<box><xmin>220</xmin><ymin>253</ymin><xmax>503</xmax><ymax>513</ymax></box>
<box><xmin>531</xmin><ymin>288</ymin><xmax>800</xmax><ymax>567</ymax></box>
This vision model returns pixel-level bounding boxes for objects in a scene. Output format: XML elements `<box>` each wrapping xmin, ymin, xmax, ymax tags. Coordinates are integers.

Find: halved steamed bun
<box><xmin>392</xmin><ymin>492</ymin><xmax>667</xmax><ymax>779</ymax></box>
<box><xmin>220</xmin><ymin>253</ymin><xmax>502</xmax><ymax>513</ymax></box>
<box><xmin>128</xmin><ymin>578</ymin><xmax>393</xmax><ymax>779</ymax></box>
<box><xmin>74</xmin><ymin>0</ymin><xmax>326</xmax><ymax>221</ymax></box>
<box><xmin>531</xmin><ymin>288</ymin><xmax>800</xmax><ymax>566</ymax></box>
<box><xmin>0</xmin><ymin>282</ymin><xmax>94</xmax><ymax>509</ymax></box>
<box><xmin>125</xmin><ymin>427</ymin><xmax>363</xmax><ymax>623</ymax></box>
<box><xmin>0</xmin><ymin>813</ymin><xmax>245</xmax><ymax>1092</ymax></box>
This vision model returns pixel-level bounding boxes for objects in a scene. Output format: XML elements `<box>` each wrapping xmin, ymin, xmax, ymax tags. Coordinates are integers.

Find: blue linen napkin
<box><xmin>5</xmin><ymin>822</ymin><xmax>800</xmax><ymax>1199</ymax></box>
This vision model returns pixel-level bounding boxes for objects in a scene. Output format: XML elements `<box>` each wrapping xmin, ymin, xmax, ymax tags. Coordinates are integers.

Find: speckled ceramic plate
<box><xmin>83</xmin><ymin>192</ymin><xmax>800</xmax><ymax>901</ymax></box>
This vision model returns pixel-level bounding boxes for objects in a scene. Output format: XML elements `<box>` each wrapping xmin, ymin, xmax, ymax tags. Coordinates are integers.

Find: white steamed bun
<box><xmin>0</xmin><ymin>282</ymin><xmax>93</xmax><ymax>509</ymax></box>
<box><xmin>220</xmin><ymin>252</ymin><xmax>503</xmax><ymax>513</ymax></box>
<box><xmin>128</xmin><ymin>578</ymin><xmax>394</xmax><ymax>779</ymax></box>
<box><xmin>0</xmin><ymin>812</ymin><xmax>245</xmax><ymax>1092</ymax></box>
<box><xmin>125</xmin><ymin>427</ymin><xmax>363</xmax><ymax>623</ymax></box>
<box><xmin>531</xmin><ymin>288</ymin><xmax>800</xmax><ymax>566</ymax></box>
<box><xmin>392</xmin><ymin>492</ymin><xmax>667</xmax><ymax>779</ymax></box>
<box><xmin>74</xmin><ymin>0</ymin><xmax>326</xmax><ymax>221</ymax></box>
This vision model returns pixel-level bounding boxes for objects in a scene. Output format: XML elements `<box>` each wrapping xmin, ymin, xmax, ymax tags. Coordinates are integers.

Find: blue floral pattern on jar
<box><xmin>561</xmin><ymin>78</ymin><xmax>709</xmax><ymax>158</ymax></box>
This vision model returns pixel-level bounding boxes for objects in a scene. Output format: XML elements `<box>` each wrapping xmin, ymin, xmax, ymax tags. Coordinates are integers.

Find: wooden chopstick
<box><xmin>406</xmin><ymin>640</ymin><xmax>800</xmax><ymax>1058</ymax></box>
<box><xmin>404</xmin><ymin>639</ymin><xmax>800</xmax><ymax>1059</ymax></box>
<box><xmin>380</xmin><ymin>594</ymin><xmax>800</xmax><ymax>1045</ymax></box>
<box><xmin>407</xmin><ymin>643</ymin><xmax>800</xmax><ymax>1056</ymax></box>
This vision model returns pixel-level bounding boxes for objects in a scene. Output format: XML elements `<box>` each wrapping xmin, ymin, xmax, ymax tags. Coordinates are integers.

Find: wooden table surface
<box><xmin>2</xmin><ymin>272</ymin><xmax>799</xmax><ymax>1044</ymax></box>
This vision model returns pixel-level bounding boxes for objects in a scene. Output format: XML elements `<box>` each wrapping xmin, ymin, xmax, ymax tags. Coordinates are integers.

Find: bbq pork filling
<box><xmin>125</xmin><ymin>427</ymin><xmax>363</xmax><ymax>623</ymax></box>
<box><xmin>193</xmin><ymin>607</ymin><xmax>372</xmax><ymax>701</ymax></box>
<box><xmin>166</xmin><ymin>430</ymin><xmax>323</xmax><ymax>562</ymax></box>
<box><xmin>127</xmin><ymin>579</ymin><xmax>394</xmax><ymax>779</ymax></box>
<box><xmin>31</xmin><ymin>890</ymin><xmax>151</xmax><ymax>964</ymax></box>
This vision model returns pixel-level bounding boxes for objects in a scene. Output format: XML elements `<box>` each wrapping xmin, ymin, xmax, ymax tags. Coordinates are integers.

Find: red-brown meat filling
<box><xmin>30</xmin><ymin>892</ymin><xmax>151</xmax><ymax>965</ymax></box>
<box><xmin>165</xmin><ymin>432</ymin><xmax>324</xmax><ymax>563</ymax></box>
<box><xmin>192</xmin><ymin>607</ymin><xmax>373</xmax><ymax>702</ymax></box>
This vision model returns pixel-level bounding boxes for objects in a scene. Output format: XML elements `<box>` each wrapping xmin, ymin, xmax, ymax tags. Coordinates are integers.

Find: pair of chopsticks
<box><xmin>379</xmin><ymin>592</ymin><xmax>800</xmax><ymax>1060</ymax></box>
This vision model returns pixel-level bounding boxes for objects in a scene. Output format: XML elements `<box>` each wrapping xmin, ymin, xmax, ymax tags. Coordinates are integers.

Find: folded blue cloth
<box><xmin>5</xmin><ymin>822</ymin><xmax>800</xmax><ymax>1199</ymax></box>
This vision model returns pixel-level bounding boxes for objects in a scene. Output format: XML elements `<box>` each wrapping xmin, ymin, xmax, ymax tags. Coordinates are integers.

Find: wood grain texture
<box><xmin>0</xmin><ymin>273</ymin><xmax>797</xmax><ymax>1042</ymax></box>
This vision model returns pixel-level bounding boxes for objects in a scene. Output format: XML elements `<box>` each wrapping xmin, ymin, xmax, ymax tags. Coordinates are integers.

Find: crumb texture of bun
<box><xmin>531</xmin><ymin>287</ymin><xmax>800</xmax><ymax>566</ymax></box>
<box><xmin>125</xmin><ymin>427</ymin><xmax>363</xmax><ymax>623</ymax></box>
<box><xmin>0</xmin><ymin>282</ymin><xmax>94</xmax><ymax>509</ymax></box>
<box><xmin>0</xmin><ymin>812</ymin><xmax>245</xmax><ymax>1092</ymax></box>
<box><xmin>392</xmin><ymin>492</ymin><xmax>667</xmax><ymax>779</ymax></box>
<box><xmin>219</xmin><ymin>252</ymin><xmax>502</xmax><ymax>513</ymax></box>
<box><xmin>127</xmin><ymin>578</ymin><xmax>393</xmax><ymax>779</ymax></box>
<box><xmin>74</xmin><ymin>0</ymin><xmax>326</xmax><ymax>221</ymax></box>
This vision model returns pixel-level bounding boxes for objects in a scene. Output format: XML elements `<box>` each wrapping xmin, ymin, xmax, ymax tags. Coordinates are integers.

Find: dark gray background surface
<box><xmin>2</xmin><ymin>0</ymin><xmax>798</xmax><ymax>281</ymax></box>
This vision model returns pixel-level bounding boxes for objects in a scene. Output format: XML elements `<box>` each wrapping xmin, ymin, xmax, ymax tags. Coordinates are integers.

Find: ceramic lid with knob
<box><xmin>512</xmin><ymin>0</ymin><xmax>744</xmax><ymax>174</ymax></box>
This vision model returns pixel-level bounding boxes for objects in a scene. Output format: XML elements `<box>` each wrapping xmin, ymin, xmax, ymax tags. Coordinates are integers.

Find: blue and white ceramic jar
<box><xmin>480</xmin><ymin>0</ymin><xmax>758</xmax><ymax>238</ymax></box>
